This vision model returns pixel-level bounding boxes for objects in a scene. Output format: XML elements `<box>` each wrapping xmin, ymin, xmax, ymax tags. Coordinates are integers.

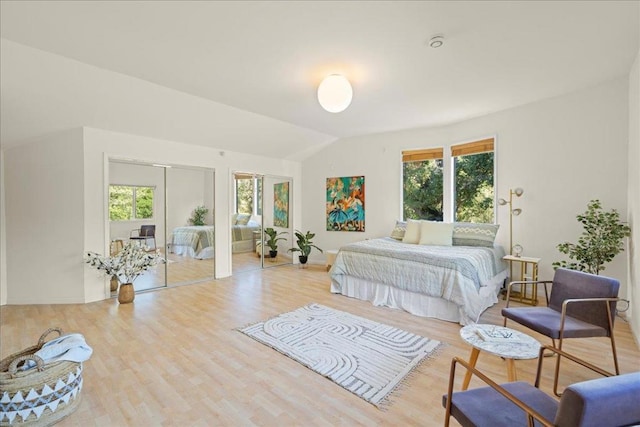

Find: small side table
<box><xmin>252</xmin><ymin>230</ymin><xmax>261</xmax><ymax>252</ymax></box>
<box><xmin>459</xmin><ymin>324</ymin><xmax>540</xmax><ymax>390</ymax></box>
<box><xmin>325</xmin><ymin>249</ymin><xmax>338</xmax><ymax>271</ymax></box>
<box><xmin>503</xmin><ymin>255</ymin><xmax>541</xmax><ymax>305</ymax></box>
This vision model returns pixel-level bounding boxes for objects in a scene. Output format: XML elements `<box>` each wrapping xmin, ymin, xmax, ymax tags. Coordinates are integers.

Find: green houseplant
<box><xmin>264</xmin><ymin>227</ymin><xmax>288</xmax><ymax>258</ymax></box>
<box><xmin>86</xmin><ymin>242</ymin><xmax>164</xmax><ymax>303</ymax></box>
<box><xmin>552</xmin><ymin>199</ymin><xmax>631</xmax><ymax>275</ymax></box>
<box><xmin>288</xmin><ymin>230</ymin><xmax>323</xmax><ymax>264</ymax></box>
<box><xmin>188</xmin><ymin>205</ymin><xmax>209</xmax><ymax>226</ymax></box>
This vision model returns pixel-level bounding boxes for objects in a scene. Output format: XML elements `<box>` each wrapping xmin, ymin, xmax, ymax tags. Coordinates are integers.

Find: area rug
<box><xmin>238</xmin><ymin>303</ymin><xmax>441</xmax><ymax>407</ymax></box>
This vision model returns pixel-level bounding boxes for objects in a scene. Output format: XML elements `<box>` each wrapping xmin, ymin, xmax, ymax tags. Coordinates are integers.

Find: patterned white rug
<box><xmin>239</xmin><ymin>303</ymin><xmax>441</xmax><ymax>407</ymax></box>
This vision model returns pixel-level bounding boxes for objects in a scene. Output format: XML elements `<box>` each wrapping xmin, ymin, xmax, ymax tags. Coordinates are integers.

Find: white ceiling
<box><xmin>1</xmin><ymin>1</ymin><xmax>638</xmax><ymax>160</ymax></box>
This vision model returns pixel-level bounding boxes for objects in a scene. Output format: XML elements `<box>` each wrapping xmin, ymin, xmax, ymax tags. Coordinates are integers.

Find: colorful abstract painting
<box><xmin>274</xmin><ymin>182</ymin><xmax>289</xmax><ymax>228</ymax></box>
<box><xmin>326</xmin><ymin>176</ymin><xmax>365</xmax><ymax>232</ymax></box>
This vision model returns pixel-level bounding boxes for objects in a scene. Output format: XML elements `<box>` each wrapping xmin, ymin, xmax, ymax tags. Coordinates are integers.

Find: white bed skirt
<box><xmin>171</xmin><ymin>245</ymin><xmax>214</xmax><ymax>260</ymax></box>
<box><xmin>330</xmin><ymin>270</ymin><xmax>507</xmax><ymax>325</ymax></box>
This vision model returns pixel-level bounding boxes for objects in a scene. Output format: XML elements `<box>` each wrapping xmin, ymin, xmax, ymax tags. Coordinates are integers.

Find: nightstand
<box><xmin>325</xmin><ymin>249</ymin><xmax>339</xmax><ymax>272</ymax></box>
<box><xmin>503</xmin><ymin>255</ymin><xmax>541</xmax><ymax>305</ymax></box>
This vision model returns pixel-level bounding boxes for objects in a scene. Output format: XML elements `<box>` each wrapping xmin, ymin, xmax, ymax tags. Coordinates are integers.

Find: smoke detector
<box><xmin>428</xmin><ymin>35</ymin><xmax>444</xmax><ymax>48</ymax></box>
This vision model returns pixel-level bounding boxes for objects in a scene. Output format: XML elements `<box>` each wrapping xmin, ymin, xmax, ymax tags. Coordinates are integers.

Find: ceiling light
<box><xmin>317</xmin><ymin>74</ymin><xmax>353</xmax><ymax>113</ymax></box>
<box><xmin>429</xmin><ymin>35</ymin><xmax>444</xmax><ymax>48</ymax></box>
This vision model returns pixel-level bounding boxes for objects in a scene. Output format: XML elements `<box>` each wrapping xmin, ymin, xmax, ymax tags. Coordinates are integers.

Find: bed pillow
<box><xmin>235</xmin><ymin>213</ymin><xmax>251</xmax><ymax>225</ymax></box>
<box><xmin>452</xmin><ymin>222</ymin><xmax>500</xmax><ymax>247</ymax></box>
<box><xmin>390</xmin><ymin>220</ymin><xmax>407</xmax><ymax>240</ymax></box>
<box><xmin>232</xmin><ymin>213</ymin><xmax>239</xmax><ymax>224</ymax></box>
<box><xmin>419</xmin><ymin>221</ymin><xmax>453</xmax><ymax>246</ymax></box>
<box><xmin>402</xmin><ymin>219</ymin><xmax>422</xmax><ymax>244</ymax></box>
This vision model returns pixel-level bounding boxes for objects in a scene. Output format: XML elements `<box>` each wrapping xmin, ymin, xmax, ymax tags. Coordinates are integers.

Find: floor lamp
<box><xmin>498</xmin><ymin>187</ymin><xmax>524</xmax><ymax>256</ymax></box>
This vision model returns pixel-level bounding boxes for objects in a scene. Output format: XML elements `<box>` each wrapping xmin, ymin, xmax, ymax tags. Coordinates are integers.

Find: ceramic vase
<box><xmin>118</xmin><ymin>283</ymin><xmax>135</xmax><ymax>304</ymax></box>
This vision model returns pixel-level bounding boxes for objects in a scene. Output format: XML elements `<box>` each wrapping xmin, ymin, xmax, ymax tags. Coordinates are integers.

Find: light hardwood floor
<box><xmin>2</xmin><ymin>264</ymin><xmax>639</xmax><ymax>426</ymax></box>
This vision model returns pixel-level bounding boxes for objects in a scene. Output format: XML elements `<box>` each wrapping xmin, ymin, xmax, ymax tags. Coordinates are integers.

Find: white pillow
<box><xmin>402</xmin><ymin>219</ymin><xmax>422</xmax><ymax>244</ymax></box>
<box><xmin>419</xmin><ymin>221</ymin><xmax>453</xmax><ymax>246</ymax></box>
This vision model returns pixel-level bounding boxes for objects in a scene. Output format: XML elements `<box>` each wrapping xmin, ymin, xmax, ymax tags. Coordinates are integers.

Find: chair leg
<box><xmin>553</xmin><ymin>338</ymin><xmax>563</xmax><ymax>397</ymax></box>
<box><xmin>610</xmin><ymin>335</ymin><xmax>620</xmax><ymax>375</ymax></box>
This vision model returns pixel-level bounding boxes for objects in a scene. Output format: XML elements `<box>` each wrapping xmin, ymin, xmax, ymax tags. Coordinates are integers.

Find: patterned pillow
<box><xmin>452</xmin><ymin>223</ymin><xmax>499</xmax><ymax>247</ymax></box>
<box><xmin>390</xmin><ymin>220</ymin><xmax>407</xmax><ymax>240</ymax></box>
<box><xmin>235</xmin><ymin>213</ymin><xmax>251</xmax><ymax>225</ymax></box>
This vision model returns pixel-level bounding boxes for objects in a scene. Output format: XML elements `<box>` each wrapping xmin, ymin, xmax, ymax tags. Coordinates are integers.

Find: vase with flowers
<box><xmin>86</xmin><ymin>242</ymin><xmax>164</xmax><ymax>303</ymax></box>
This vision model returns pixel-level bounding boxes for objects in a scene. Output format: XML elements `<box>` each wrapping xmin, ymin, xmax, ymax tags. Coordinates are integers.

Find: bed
<box><xmin>170</xmin><ymin>226</ymin><xmax>215</xmax><ymax>259</ymax></box>
<box><xmin>330</xmin><ymin>226</ymin><xmax>508</xmax><ymax>325</ymax></box>
<box><xmin>231</xmin><ymin>222</ymin><xmax>260</xmax><ymax>253</ymax></box>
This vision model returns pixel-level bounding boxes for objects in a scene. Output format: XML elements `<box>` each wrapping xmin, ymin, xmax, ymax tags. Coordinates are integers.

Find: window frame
<box><xmin>108</xmin><ymin>184</ymin><xmax>156</xmax><ymax>221</ymax></box>
<box><xmin>401</xmin><ymin>137</ymin><xmax>497</xmax><ymax>224</ymax></box>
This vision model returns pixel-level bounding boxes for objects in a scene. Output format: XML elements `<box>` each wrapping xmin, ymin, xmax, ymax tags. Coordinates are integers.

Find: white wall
<box><xmin>166</xmin><ymin>167</ymin><xmax>214</xmax><ymax>233</ymax></box>
<box><xmin>302</xmin><ymin>78</ymin><xmax>631</xmax><ymax>297</ymax></box>
<box><xmin>0</xmin><ymin>149</ymin><xmax>6</xmax><ymax>305</ymax></box>
<box><xmin>5</xmin><ymin>128</ymin><xmax>86</xmax><ymax>303</ymax></box>
<box><xmin>627</xmin><ymin>49</ymin><xmax>640</xmax><ymax>344</ymax></box>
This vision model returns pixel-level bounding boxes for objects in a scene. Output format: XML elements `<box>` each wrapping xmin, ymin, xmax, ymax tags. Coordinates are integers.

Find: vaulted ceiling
<box><xmin>1</xmin><ymin>1</ymin><xmax>638</xmax><ymax>160</ymax></box>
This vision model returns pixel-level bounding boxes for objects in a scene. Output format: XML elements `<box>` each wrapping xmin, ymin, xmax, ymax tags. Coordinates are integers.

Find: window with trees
<box><xmin>109</xmin><ymin>185</ymin><xmax>154</xmax><ymax>221</ymax></box>
<box><xmin>235</xmin><ymin>175</ymin><xmax>254</xmax><ymax>214</ymax></box>
<box><xmin>452</xmin><ymin>139</ymin><xmax>495</xmax><ymax>223</ymax></box>
<box><xmin>402</xmin><ymin>138</ymin><xmax>495</xmax><ymax>223</ymax></box>
<box><xmin>402</xmin><ymin>148</ymin><xmax>444</xmax><ymax>221</ymax></box>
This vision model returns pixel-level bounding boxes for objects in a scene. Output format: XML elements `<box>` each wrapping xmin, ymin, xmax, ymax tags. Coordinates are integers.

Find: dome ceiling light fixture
<box><xmin>428</xmin><ymin>34</ymin><xmax>444</xmax><ymax>48</ymax></box>
<box><xmin>317</xmin><ymin>74</ymin><xmax>353</xmax><ymax>113</ymax></box>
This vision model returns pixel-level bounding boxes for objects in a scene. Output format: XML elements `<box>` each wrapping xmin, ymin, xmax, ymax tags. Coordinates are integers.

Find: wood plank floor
<box><xmin>1</xmin><ymin>264</ymin><xmax>639</xmax><ymax>426</ymax></box>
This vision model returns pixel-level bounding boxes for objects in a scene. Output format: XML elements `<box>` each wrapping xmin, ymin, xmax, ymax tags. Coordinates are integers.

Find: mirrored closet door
<box><xmin>108</xmin><ymin>160</ymin><xmax>215</xmax><ymax>297</ymax></box>
<box><xmin>165</xmin><ymin>166</ymin><xmax>215</xmax><ymax>286</ymax></box>
<box><xmin>231</xmin><ymin>172</ymin><xmax>292</xmax><ymax>275</ymax></box>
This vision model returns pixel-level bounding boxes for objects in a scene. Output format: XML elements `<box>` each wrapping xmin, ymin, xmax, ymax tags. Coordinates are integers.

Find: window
<box><xmin>452</xmin><ymin>139</ymin><xmax>495</xmax><ymax>223</ymax></box>
<box><xmin>109</xmin><ymin>185</ymin><xmax>154</xmax><ymax>221</ymax></box>
<box><xmin>235</xmin><ymin>175</ymin><xmax>254</xmax><ymax>214</ymax></box>
<box><xmin>402</xmin><ymin>138</ymin><xmax>495</xmax><ymax>223</ymax></box>
<box><xmin>402</xmin><ymin>148</ymin><xmax>444</xmax><ymax>221</ymax></box>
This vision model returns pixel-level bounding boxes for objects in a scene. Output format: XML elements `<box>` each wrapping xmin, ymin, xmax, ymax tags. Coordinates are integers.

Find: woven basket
<box><xmin>0</xmin><ymin>328</ymin><xmax>84</xmax><ymax>426</ymax></box>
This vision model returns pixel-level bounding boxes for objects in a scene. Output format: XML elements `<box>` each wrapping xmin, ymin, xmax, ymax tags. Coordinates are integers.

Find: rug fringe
<box><xmin>376</xmin><ymin>341</ymin><xmax>449</xmax><ymax>410</ymax></box>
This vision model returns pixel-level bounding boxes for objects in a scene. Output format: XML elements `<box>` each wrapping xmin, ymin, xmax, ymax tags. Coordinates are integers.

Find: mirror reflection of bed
<box><xmin>108</xmin><ymin>160</ymin><xmax>215</xmax><ymax>297</ymax></box>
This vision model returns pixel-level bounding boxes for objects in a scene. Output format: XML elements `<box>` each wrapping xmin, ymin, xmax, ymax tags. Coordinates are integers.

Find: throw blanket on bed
<box><xmin>331</xmin><ymin>238</ymin><xmax>507</xmax><ymax>322</ymax></box>
<box><xmin>172</xmin><ymin>226</ymin><xmax>214</xmax><ymax>251</ymax></box>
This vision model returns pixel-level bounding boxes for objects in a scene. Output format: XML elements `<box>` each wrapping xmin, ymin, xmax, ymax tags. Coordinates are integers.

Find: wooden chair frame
<box><xmin>444</xmin><ymin>345</ymin><xmax>614</xmax><ymax>427</ymax></box>
<box><xmin>503</xmin><ymin>279</ymin><xmax>620</xmax><ymax>396</ymax></box>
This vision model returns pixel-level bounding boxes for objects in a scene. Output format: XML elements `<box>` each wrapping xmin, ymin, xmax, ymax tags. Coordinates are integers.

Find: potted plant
<box><xmin>264</xmin><ymin>227</ymin><xmax>288</xmax><ymax>258</ymax></box>
<box><xmin>552</xmin><ymin>199</ymin><xmax>631</xmax><ymax>275</ymax></box>
<box><xmin>86</xmin><ymin>242</ymin><xmax>164</xmax><ymax>303</ymax></box>
<box><xmin>188</xmin><ymin>205</ymin><xmax>209</xmax><ymax>226</ymax></box>
<box><xmin>288</xmin><ymin>230</ymin><xmax>323</xmax><ymax>264</ymax></box>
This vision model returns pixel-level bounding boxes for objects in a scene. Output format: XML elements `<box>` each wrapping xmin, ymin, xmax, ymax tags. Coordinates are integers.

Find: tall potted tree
<box><xmin>288</xmin><ymin>230</ymin><xmax>323</xmax><ymax>264</ymax></box>
<box><xmin>553</xmin><ymin>199</ymin><xmax>631</xmax><ymax>275</ymax></box>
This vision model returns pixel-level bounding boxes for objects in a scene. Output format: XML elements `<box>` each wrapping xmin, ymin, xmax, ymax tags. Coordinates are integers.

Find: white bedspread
<box><xmin>330</xmin><ymin>238</ymin><xmax>507</xmax><ymax>324</ymax></box>
<box><xmin>171</xmin><ymin>226</ymin><xmax>215</xmax><ymax>259</ymax></box>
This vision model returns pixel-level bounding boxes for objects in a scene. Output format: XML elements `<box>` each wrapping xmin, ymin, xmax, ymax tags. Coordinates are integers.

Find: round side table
<box><xmin>459</xmin><ymin>324</ymin><xmax>540</xmax><ymax>390</ymax></box>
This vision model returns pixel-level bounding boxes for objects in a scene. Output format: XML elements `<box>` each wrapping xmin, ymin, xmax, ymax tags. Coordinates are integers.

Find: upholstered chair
<box><xmin>501</xmin><ymin>268</ymin><xmax>619</xmax><ymax>395</ymax></box>
<box><xmin>443</xmin><ymin>345</ymin><xmax>640</xmax><ymax>427</ymax></box>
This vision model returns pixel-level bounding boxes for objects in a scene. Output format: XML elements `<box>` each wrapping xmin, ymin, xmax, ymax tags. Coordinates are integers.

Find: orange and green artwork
<box><xmin>326</xmin><ymin>176</ymin><xmax>365</xmax><ymax>232</ymax></box>
<box><xmin>274</xmin><ymin>182</ymin><xmax>289</xmax><ymax>228</ymax></box>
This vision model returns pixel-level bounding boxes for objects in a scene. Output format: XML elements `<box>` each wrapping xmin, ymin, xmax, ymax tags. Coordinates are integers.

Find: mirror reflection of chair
<box><xmin>130</xmin><ymin>225</ymin><xmax>156</xmax><ymax>251</ymax></box>
<box><xmin>502</xmin><ymin>268</ymin><xmax>620</xmax><ymax>396</ymax></box>
<box><xmin>443</xmin><ymin>345</ymin><xmax>640</xmax><ymax>427</ymax></box>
